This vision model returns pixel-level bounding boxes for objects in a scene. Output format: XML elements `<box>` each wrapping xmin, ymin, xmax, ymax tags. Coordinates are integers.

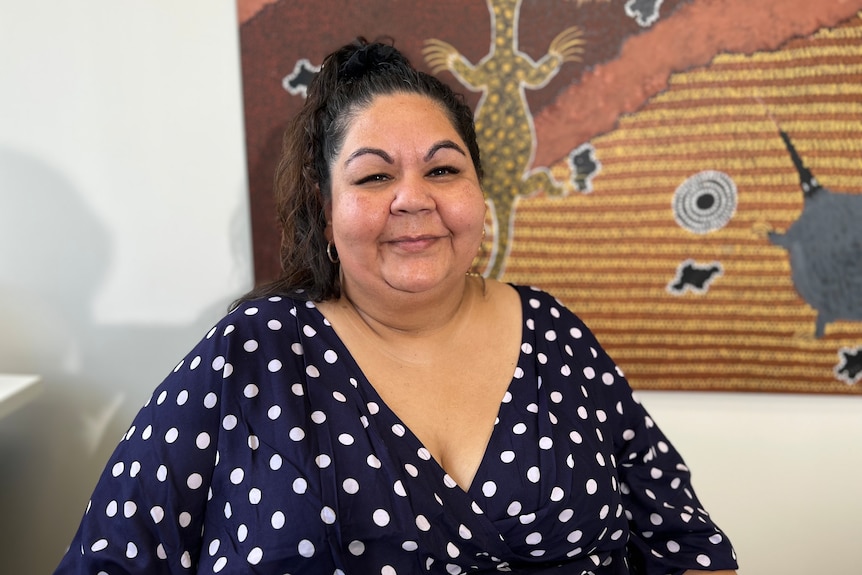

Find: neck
<box><xmin>336</xmin><ymin>274</ymin><xmax>482</xmax><ymax>341</ymax></box>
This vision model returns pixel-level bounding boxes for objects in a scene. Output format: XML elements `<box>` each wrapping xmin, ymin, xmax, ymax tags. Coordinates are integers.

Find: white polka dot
<box><xmin>586</xmin><ymin>479</ymin><xmax>598</xmax><ymax>494</ymax></box>
<box><xmin>196</xmin><ymin>432</ymin><xmax>211</xmax><ymax>449</ymax></box>
<box><xmin>500</xmin><ymin>450</ymin><xmax>515</xmax><ymax>463</ymax></box>
<box><xmin>306</xmin><ymin>365</ymin><xmax>320</xmax><ymax>377</ymax></box>
<box><xmin>213</xmin><ymin>557</ymin><xmax>227</xmax><ymax>572</ymax></box>
<box><xmin>402</xmin><ymin>540</ymin><xmax>418</xmax><ymax>551</ymax></box>
<box><xmin>269</xmin><ymin>454</ymin><xmax>283</xmax><ymax>470</ymax></box>
<box><xmin>349</xmin><ymin>540</ymin><xmax>365</xmax><ymax>556</ymax></box>
<box><xmin>333</xmin><ymin>391</ymin><xmax>347</xmax><ymax>402</ymax></box>
<box><xmin>267</xmin><ymin>319</ymin><xmax>282</xmax><ymax>330</ymax></box>
<box><xmin>558</xmin><ymin>509</ymin><xmax>574</xmax><ymax>523</ymax></box>
<box><xmin>293</xmin><ymin>478</ymin><xmax>308</xmax><ymax>494</ymax></box>
<box><xmin>321</xmin><ymin>506</ymin><xmax>336</xmax><ymax>524</ymax></box>
<box><xmin>178</xmin><ymin>511</ymin><xmax>191</xmax><ymax>527</ymax></box>
<box><xmin>187</xmin><ymin>473</ymin><xmax>203</xmax><ymax>490</ymax></box>
<box><xmin>697</xmin><ymin>554</ymin><xmax>711</xmax><ymax>567</ymax></box>
<box><xmin>567</xmin><ymin>530</ymin><xmax>583</xmax><ymax>543</ymax></box>
<box><xmin>392</xmin><ymin>423</ymin><xmax>406</xmax><ymax>437</ymax></box>
<box><xmin>482</xmin><ymin>481</ymin><xmax>497</xmax><ymax>497</ymax></box>
<box><xmin>519</xmin><ymin>512</ymin><xmax>537</xmax><ymax>525</ymax></box>
<box><xmin>367</xmin><ymin>454</ymin><xmax>382</xmax><ymax>468</ymax></box>
<box><xmin>539</xmin><ymin>437</ymin><xmax>553</xmax><ymax>450</ymax></box>
<box><xmin>289</xmin><ymin>427</ymin><xmax>305</xmax><ymax>441</ymax></box>
<box><xmin>222</xmin><ymin>415</ymin><xmax>238</xmax><ymax>430</ymax></box>
<box><xmin>416</xmin><ymin>515</ymin><xmax>431</xmax><ymax>531</ymax></box>
<box><xmin>106</xmin><ymin>500</ymin><xmax>118</xmax><ymax>517</ymax></box>
<box><xmin>550</xmin><ymin>487</ymin><xmax>564</xmax><ymax>501</ymax></box>
<box><xmin>271</xmin><ymin>511</ymin><xmax>285</xmax><ymax>529</ymax></box>
<box><xmin>243</xmin><ymin>384</ymin><xmax>259</xmax><ymax>398</ymax></box>
<box><xmin>267</xmin><ymin>360</ymin><xmax>282</xmax><ymax>372</ymax></box>
<box><xmin>373</xmin><ymin>509</ymin><xmax>390</xmax><ymax>526</ymax></box>
<box><xmin>323</xmin><ymin>349</ymin><xmax>338</xmax><ymax>363</ymax></box>
<box><xmin>249</xmin><ymin>488</ymin><xmax>262</xmax><ymax>504</ymax></box>
<box><xmin>315</xmin><ymin>454</ymin><xmax>331</xmax><ymax>468</ymax></box>
<box><xmin>237</xmin><ymin>524</ymin><xmax>248</xmax><ymax>543</ymax></box>
<box><xmin>150</xmin><ymin>506</ymin><xmax>164</xmax><ymax>523</ymax></box>
<box><xmin>164</xmin><ymin>428</ymin><xmax>179</xmax><ymax>443</ymax></box>
<box><xmin>125</xmin><ymin>542</ymin><xmax>138</xmax><ymax>559</ymax></box>
<box><xmin>544</xmin><ymin>330</ymin><xmax>557</xmax><ymax>341</ymax></box>
<box><xmin>709</xmin><ymin>533</ymin><xmax>724</xmax><ymax>544</ymax></box>
<box><xmin>156</xmin><ymin>465</ymin><xmax>168</xmax><ymax>482</ymax></box>
<box><xmin>404</xmin><ymin>463</ymin><xmax>419</xmax><ymax>477</ymax></box>
<box><xmin>209</xmin><ymin>539</ymin><xmax>221</xmax><ymax>556</ymax></box>
<box><xmin>583</xmin><ymin>366</ymin><xmax>596</xmax><ymax>379</ymax></box>
<box><xmin>230</xmin><ymin>468</ymin><xmax>244</xmax><ymax>485</ymax></box>
<box><xmin>298</xmin><ymin>540</ymin><xmax>315</xmax><ymax>558</ymax></box>
<box><xmin>203</xmin><ymin>393</ymin><xmax>218</xmax><ymax>409</ymax></box>
<box><xmin>268</xmin><ymin>405</ymin><xmax>282</xmax><ymax>420</ymax></box>
<box><xmin>513</xmin><ymin>423</ymin><xmax>527</xmax><ymax>435</ymax></box>
<box><xmin>527</xmin><ymin>467</ymin><xmax>541</xmax><ymax>482</ymax></box>
<box><xmin>244</xmin><ymin>307</ymin><xmax>258</xmax><ymax>316</ymax></box>
<box><xmin>393</xmin><ymin>480</ymin><xmax>406</xmax><ymax>497</ymax></box>
<box><xmin>650</xmin><ymin>513</ymin><xmax>663</xmax><ymax>525</ymax></box>
<box><xmin>311</xmin><ymin>411</ymin><xmax>326</xmax><ymax>424</ymax></box>
<box><xmin>291</xmin><ymin>343</ymin><xmax>303</xmax><ymax>355</ymax></box>
<box><xmin>526</xmin><ymin>532</ymin><xmax>542</xmax><ymax>545</ymax></box>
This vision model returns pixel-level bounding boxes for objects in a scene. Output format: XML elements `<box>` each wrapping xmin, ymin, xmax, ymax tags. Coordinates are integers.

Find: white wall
<box><xmin>1</xmin><ymin>2</ymin><xmax>861</xmax><ymax>574</ymax></box>
<box><xmin>0</xmin><ymin>1</ymin><xmax>253</xmax><ymax>573</ymax></box>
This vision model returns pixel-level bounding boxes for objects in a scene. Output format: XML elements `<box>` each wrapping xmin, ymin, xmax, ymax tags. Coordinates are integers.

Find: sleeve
<box><xmin>551</xmin><ymin>293</ymin><xmax>738</xmax><ymax>575</ymax></box>
<box><xmin>53</xmin><ymin>324</ymin><xmax>229</xmax><ymax>575</ymax></box>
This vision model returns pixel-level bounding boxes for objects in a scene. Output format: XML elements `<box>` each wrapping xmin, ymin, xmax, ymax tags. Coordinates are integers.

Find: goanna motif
<box><xmin>423</xmin><ymin>0</ymin><xmax>587</xmax><ymax>278</ymax></box>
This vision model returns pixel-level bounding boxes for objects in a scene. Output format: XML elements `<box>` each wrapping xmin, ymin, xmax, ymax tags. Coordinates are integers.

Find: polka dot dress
<box><xmin>54</xmin><ymin>285</ymin><xmax>737</xmax><ymax>575</ymax></box>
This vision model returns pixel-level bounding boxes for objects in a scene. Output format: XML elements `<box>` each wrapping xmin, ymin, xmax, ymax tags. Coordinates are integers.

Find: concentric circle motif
<box><xmin>672</xmin><ymin>170</ymin><xmax>737</xmax><ymax>234</ymax></box>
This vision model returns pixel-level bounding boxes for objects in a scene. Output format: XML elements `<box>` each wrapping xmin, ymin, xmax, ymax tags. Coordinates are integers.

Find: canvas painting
<box><xmin>237</xmin><ymin>0</ymin><xmax>862</xmax><ymax>394</ymax></box>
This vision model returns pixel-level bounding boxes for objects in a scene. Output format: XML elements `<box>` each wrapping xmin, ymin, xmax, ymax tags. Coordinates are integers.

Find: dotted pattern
<box><xmin>55</xmin><ymin>286</ymin><xmax>737</xmax><ymax>574</ymax></box>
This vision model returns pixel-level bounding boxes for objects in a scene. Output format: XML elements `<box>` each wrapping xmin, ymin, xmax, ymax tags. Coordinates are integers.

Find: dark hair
<box><xmin>236</xmin><ymin>37</ymin><xmax>482</xmax><ymax>306</ymax></box>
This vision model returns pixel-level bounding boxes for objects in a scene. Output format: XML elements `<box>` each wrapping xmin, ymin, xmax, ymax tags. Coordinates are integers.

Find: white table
<box><xmin>0</xmin><ymin>374</ymin><xmax>42</xmax><ymax>420</ymax></box>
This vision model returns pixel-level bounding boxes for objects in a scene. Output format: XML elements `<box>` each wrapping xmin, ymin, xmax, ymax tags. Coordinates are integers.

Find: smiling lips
<box><xmin>387</xmin><ymin>234</ymin><xmax>444</xmax><ymax>252</ymax></box>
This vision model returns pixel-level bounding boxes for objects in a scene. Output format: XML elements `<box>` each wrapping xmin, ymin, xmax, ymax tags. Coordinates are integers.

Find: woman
<box><xmin>54</xmin><ymin>39</ymin><xmax>738</xmax><ymax>574</ymax></box>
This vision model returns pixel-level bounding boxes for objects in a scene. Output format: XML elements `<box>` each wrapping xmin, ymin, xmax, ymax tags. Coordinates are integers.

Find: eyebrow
<box><xmin>343</xmin><ymin>140</ymin><xmax>467</xmax><ymax>167</ymax></box>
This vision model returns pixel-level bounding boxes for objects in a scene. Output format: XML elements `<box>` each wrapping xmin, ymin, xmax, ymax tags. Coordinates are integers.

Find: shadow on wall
<box><xmin>0</xmin><ymin>148</ymin><xmax>237</xmax><ymax>573</ymax></box>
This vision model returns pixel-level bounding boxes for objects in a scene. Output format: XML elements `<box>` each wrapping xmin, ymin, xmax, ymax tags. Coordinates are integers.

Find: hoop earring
<box><xmin>326</xmin><ymin>241</ymin><xmax>339</xmax><ymax>264</ymax></box>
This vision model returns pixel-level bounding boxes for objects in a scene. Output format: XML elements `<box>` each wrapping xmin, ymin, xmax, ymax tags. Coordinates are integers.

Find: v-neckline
<box><xmin>308</xmin><ymin>293</ymin><xmax>528</xmax><ymax>494</ymax></box>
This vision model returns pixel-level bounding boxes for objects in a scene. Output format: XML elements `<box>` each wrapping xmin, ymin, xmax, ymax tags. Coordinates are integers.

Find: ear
<box><xmin>323</xmin><ymin>200</ymin><xmax>333</xmax><ymax>242</ymax></box>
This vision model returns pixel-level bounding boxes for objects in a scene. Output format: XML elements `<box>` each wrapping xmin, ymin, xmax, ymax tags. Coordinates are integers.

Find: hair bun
<box><xmin>340</xmin><ymin>41</ymin><xmax>404</xmax><ymax>80</ymax></box>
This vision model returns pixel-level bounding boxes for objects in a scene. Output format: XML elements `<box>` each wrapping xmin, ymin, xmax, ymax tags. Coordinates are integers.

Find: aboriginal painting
<box><xmin>237</xmin><ymin>0</ymin><xmax>862</xmax><ymax>394</ymax></box>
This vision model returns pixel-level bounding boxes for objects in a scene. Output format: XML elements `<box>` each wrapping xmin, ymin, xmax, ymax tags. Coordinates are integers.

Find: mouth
<box><xmin>387</xmin><ymin>235</ymin><xmax>442</xmax><ymax>252</ymax></box>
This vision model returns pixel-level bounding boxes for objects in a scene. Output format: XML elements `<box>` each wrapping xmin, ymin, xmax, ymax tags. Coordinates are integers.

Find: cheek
<box><xmin>332</xmin><ymin>195</ymin><xmax>388</xmax><ymax>240</ymax></box>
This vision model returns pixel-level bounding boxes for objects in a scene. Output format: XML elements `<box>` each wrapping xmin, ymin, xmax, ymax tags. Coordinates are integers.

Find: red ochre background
<box><xmin>237</xmin><ymin>0</ymin><xmax>862</xmax><ymax>394</ymax></box>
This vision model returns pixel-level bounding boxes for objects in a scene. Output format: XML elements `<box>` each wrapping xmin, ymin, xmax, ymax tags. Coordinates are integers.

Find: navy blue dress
<box><xmin>55</xmin><ymin>285</ymin><xmax>737</xmax><ymax>574</ymax></box>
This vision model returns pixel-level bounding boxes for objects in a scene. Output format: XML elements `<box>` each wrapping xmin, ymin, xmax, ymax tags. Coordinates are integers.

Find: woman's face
<box><xmin>326</xmin><ymin>92</ymin><xmax>485</xmax><ymax>300</ymax></box>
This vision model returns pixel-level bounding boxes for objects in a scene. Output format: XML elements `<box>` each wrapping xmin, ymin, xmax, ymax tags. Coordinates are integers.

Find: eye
<box><xmin>355</xmin><ymin>173</ymin><xmax>391</xmax><ymax>185</ymax></box>
<box><xmin>427</xmin><ymin>166</ymin><xmax>460</xmax><ymax>178</ymax></box>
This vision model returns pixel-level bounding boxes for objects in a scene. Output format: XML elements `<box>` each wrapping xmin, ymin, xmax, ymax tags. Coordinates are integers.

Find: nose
<box><xmin>390</xmin><ymin>174</ymin><xmax>436</xmax><ymax>214</ymax></box>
